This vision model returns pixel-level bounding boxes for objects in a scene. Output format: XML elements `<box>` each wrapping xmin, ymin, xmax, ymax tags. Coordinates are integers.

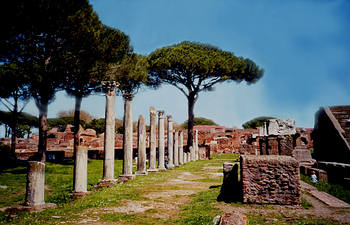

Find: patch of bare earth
<box><xmin>75</xmin><ymin>169</ymin><xmax>219</xmax><ymax>224</ymax></box>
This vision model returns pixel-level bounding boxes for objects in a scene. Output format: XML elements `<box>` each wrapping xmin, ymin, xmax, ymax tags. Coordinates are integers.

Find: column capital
<box><xmin>123</xmin><ymin>93</ymin><xmax>134</xmax><ymax>101</ymax></box>
<box><xmin>157</xmin><ymin>110</ymin><xmax>166</xmax><ymax>118</ymax></box>
<box><xmin>167</xmin><ymin>115</ymin><xmax>173</xmax><ymax>122</ymax></box>
<box><xmin>150</xmin><ymin>106</ymin><xmax>157</xmax><ymax>115</ymax></box>
<box><xmin>102</xmin><ymin>81</ymin><xmax>119</xmax><ymax>91</ymax></box>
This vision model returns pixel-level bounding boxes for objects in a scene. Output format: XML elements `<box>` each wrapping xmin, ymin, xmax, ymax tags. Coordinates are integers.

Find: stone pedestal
<box><xmin>167</xmin><ymin>116</ymin><xmax>174</xmax><ymax>169</ymax></box>
<box><xmin>102</xmin><ymin>86</ymin><xmax>116</xmax><ymax>181</ymax></box>
<box><xmin>148</xmin><ymin>107</ymin><xmax>158</xmax><ymax>172</ymax></box>
<box><xmin>136</xmin><ymin>116</ymin><xmax>148</xmax><ymax>175</ymax></box>
<box><xmin>120</xmin><ymin>94</ymin><xmax>134</xmax><ymax>179</ymax></box>
<box><xmin>241</xmin><ymin>155</ymin><xmax>301</xmax><ymax>205</ymax></box>
<box><xmin>174</xmin><ymin>130</ymin><xmax>179</xmax><ymax>167</ymax></box>
<box><xmin>158</xmin><ymin>111</ymin><xmax>166</xmax><ymax>171</ymax></box>
<box><xmin>74</xmin><ymin>146</ymin><xmax>88</xmax><ymax>193</ymax></box>
<box><xmin>25</xmin><ymin>161</ymin><xmax>46</xmax><ymax>206</ymax></box>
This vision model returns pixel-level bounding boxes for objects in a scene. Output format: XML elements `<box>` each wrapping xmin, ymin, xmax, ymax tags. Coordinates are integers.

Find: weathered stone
<box><xmin>136</xmin><ymin>116</ymin><xmax>148</xmax><ymax>175</ymax></box>
<box><xmin>167</xmin><ymin>116</ymin><xmax>174</xmax><ymax>169</ymax></box>
<box><xmin>194</xmin><ymin>129</ymin><xmax>199</xmax><ymax>160</ymax></box>
<box><xmin>218</xmin><ymin>162</ymin><xmax>241</xmax><ymax>202</ymax></box>
<box><xmin>74</xmin><ymin>146</ymin><xmax>88</xmax><ymax>193</ymax></box>
<box><xmin>102</xmin><ymin>87</ymin><xmax>116</xmax><ymax>181</ymax></box>
<box><xmin>120</xmin><ymin>94</ymin><xmax>135</xmax><ymax>179</ymax></box>
<box><xmin>158</xmin><ymin>111</ymin><xmax>166</xmax><ymax>171</ymax></box>
<box><xmin>179</xmin><ymin>131</ymin><xmax>184</xmax><ymax>165</ymax></box>
<box><xmin>174</xmin><ymin>130</ymin><xmax>179</xmax><ymax>167</ymax></box>
<box><xmin>241</xmin><ymin>155</ymin><xmax>301</xmax><ymax>205</ymax></box>
<box><xmin>148</xmin><ymin>107</ymin><xmax>158</xmax><ymax>172</ymax></box>
<box><xmin>267</xmin><ymin>119</ymin><xmax>296</xmax><ymax>136</ymax></box>
<box><xmin>184</xmin><ymin>151</ymin><xmax>188</xmax><ymax>163</ymax></box>
<box><xmin>25</xmin><ymin>161</ymin><xmax>45</xmax><ymax>206</ymax></box>
<box><xmin>220</xmin><ymin>212</ymin><xmax>247</xmax><ymax>225</ymax></box>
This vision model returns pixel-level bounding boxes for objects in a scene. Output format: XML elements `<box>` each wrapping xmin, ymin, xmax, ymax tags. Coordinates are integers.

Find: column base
<box><xmin>158</xmin><ymin>167</ymin><xmax>167</xmax><ymax>171</ymax></box>
<box><xmin>70</xmin><ymin>191</ymin><xmax>91</xmax><ymax>199</ymax></box>
<box><xmin>135</xmin><ymin>171</ymin><xmax>148</xmax><ymax>176</ymax></box>
<box><xmin>147</xmin><ymin>168</ymin><xmax>158</xmax><ymax>172</ymax></box>
<box><xmin>95</xmin><ymin>179</ymin><xmax>118</xmax><ymax>189</ymax></box>
<box><xmin>118</xmin><ymin>174</ymin><xmax>135</xmax><ymax>184</ymax></box>
<box><xmin>168</xmin><ymin>164</ymin><xmax>175</xmax><ymax>169</ymax></box>
<box><xmin>6</xmin><ymin>203</ymin><xmax>56</xmax><ymax>215</ymax></box>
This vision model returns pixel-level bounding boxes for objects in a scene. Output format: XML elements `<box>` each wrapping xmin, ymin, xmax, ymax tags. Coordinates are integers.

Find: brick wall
<box><xmin>240</xmin><ymin>155</ymin><xmax>301</xmax><ymax>205</ymax></box>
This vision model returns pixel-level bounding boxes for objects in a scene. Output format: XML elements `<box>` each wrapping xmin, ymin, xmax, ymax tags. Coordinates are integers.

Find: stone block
<box><xmin>241</xmin><ymin>155</ymin><xmax>301</xmax><ymax>205</ymax></box>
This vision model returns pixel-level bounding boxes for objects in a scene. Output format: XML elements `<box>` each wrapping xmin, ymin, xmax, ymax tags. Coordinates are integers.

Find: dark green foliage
<box><xmin>0</xmin><ymin>144</ymin><xmax>16</xmax><ymax>170</ymax></box>
<box><xmin>148</xmin><ymin>41</ymin><xmax>264</xmax><ymax>148</ymax></box>
<box><xmin>108</xmin><ymin>53</ymin><xmax>151</xmax><ymax>96</ymax></box>
<box><xmin>242</xmin><ymin>116</ymin><xmax>275</xmax><ymax>129</ymax></box>
<box><xmin>85</xmin><ymin>118</ymin><xmax>123</xmax><ymax>135</ymax></box>
<box><xmin>0</xmin><ymin>111</ymin><xmax>37</xmax><ymax>138</ymax></box>
<box><xmin>182</xmin><ymin>117</ymin><xmax>218</xmax><ymax>129</ymax></box>
<box><xmin>48</xmin><ymin>117</ymin><xmax>83</xmax><ymax>131</ymax></box>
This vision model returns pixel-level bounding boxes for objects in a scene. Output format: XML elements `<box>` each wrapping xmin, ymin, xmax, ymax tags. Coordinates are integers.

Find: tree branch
<box><xmin>19</xmin><ymin>100</ymin><xmax>29</xmax><ymax>113</ymax></box>
<box><xmin>0</xmin><ymin>99</ymin><xmax>13</xmax><ymax>111</ymax></box>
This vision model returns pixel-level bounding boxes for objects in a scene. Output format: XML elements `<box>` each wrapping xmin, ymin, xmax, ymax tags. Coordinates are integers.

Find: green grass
<box><xmin>170</xmin><ymin>186</ymin><xmax>222</xmax><ymax>225</ymax></box>
<box><xmin>0</xmin><ymin>160</ymin><xmax>123</xmax><ymax>207</ymax></box>
<box><xmin>301</xmin><ymin>197</ymin><xmax>313</xmax><ymax>209</ymax></box>
<box><xmin>301</xmin><ymin>174</ymin><xmax>350</xmax><ymax>204</ymax></box>
<box><xmin>210</xmin><ymin>153</ymin><xmax>239</xmax><ymax>160</ymax></box>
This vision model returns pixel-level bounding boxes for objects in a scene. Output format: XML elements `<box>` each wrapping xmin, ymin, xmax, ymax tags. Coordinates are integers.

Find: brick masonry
<box><xmin>240</xmin><ymin>155</ymin><xmax>301</xmax><ymax>205</ymax></box>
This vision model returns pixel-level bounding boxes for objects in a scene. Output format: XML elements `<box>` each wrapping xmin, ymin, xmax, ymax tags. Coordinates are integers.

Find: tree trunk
<box><xmin>10</xmin><ymin>95</ymin><xmax>18</xmax><ymax>152</ymax></box>
<box><xmin>73</xmin><ymin>94</ymin><xmax>83</xmax><ymax>189</ymax></box>
<box><xmin>187</xmin><ymin>92</ymin><xmax>196</xmax><ymax>151</ymax></box>
<box><xmin>37</xmin><ymin>101</ymin><xmax>48</xmax><ymax>163</ymax></box>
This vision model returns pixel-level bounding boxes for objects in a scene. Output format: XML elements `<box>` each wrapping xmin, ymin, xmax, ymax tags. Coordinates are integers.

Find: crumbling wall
<box><xmin>241</xmin><ymin>155</ymin><xmax>301</xmax><ymax>205</ymax></box>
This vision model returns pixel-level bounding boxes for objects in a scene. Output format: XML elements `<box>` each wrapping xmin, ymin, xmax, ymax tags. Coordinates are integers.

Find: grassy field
<box><xmin>0</xmin><ymin>154</ymin><xmax>347</xmax><ymax>224</ymax></box>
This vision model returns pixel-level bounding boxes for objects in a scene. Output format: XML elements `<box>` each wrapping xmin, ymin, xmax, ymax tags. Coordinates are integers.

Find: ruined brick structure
<box><xmin>240</xmin><ymin>155</ymin><xmax>301</xmax><ymax>205</ymax></box>
<box><xmin>312</xmin><ymin>106</ymin><xmax>350</xmax><ymax>164</ymax></box>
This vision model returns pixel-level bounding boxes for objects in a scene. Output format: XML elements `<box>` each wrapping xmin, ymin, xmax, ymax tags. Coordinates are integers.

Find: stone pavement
<box><xmin>301</xmin><ymin>181</ymin><xmax>350</xmax><ymax>208</ymax></box>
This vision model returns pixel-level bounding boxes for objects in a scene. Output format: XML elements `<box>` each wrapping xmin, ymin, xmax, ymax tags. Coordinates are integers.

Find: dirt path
<box><xmin>60</xmin><ymin>159</ymin><xmax>350</xmax><ymax>225</ymax></box>
<box><xmin>63</xmin><ymin>161</ymin><xmax>223</xmax><ymax>224</ymax></box>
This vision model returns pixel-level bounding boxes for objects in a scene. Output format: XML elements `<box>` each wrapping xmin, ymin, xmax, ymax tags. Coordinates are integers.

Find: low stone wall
<box><xmin>241</xmin><ymin>155</ymin><xmax>301</xmax><ymax>205</ymax></box>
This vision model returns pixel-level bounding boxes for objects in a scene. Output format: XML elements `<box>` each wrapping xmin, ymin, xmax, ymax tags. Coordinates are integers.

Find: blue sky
<box><xmin>3</xmin><ymin>0</ymin><xmax>350</xmax><ymax>131</ymax></box>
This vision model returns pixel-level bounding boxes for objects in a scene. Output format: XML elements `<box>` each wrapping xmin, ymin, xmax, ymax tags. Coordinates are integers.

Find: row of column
<box><xmin>24</xmin><ymin>105</ymin><xmax>200</xmax><ymax>206</ymax></box>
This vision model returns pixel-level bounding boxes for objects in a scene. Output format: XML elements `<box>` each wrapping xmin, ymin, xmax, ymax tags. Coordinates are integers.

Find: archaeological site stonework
<box><xmin>241</xmin><ymin>155</ymin><xmax>301</xmax><ymax>205</ymax></box>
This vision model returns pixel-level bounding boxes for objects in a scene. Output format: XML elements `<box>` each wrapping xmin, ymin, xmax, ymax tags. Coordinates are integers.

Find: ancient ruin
<box><xmin>241</xmin><ymin>155</ymin><xmax>301</xmax><ymax>205</ymax></box>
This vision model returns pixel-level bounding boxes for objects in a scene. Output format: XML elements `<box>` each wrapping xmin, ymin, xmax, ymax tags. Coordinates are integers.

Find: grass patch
<box><xmin>301</xmin><ymin>174</ymin><xmax>350</xmax><ymax>204</ymax></box>
<box><xmin>170</xmin><ymin>186</ymin><xmax>222</xmax><ymax>225</ymax></box>
<box><xmin>101</xmin><ymin>213</ymin><xmax>145</xmax><ymax>222</ymax></box>
<box><xmin>210</xmin><ymin>153</ymin><xmax>239</xmax><ymax>160</ymax></box>
<box><xmin>301</xmin><ymin>197</ymin><xmax>313</xmax><ymax>209</ymax></box>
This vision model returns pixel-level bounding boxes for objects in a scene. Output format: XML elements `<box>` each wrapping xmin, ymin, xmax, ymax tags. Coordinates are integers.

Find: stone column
<box><xmin>179</xmin><ymin>130</ymin><xmax>184</xmax><ymax>165</ymax></box>
<box><xmin>25</xmin><ymin>161</ymin><xmax>45</xmax><ymax>206</ymax></box>
<box><xmin>184</xmin><ymin>151</ymin><xmax>188</xmax><ymax>163</ymax></box>
<box><xmin>148</xmin><ymin>107</ymin><xmax>158</xmax><ymax>172</ymax></box>
<box><xmin>158</xmin><ymin>111</ymin><xmax>166</xmax><ymax>171</ymax></box>
<box><xmin>190</xmin><ymin>145</ymin><xmax>195</xmax><ymax>161</ymax></box>
<box><xmin>136</xmin><ymin>115</ymin><xmax>148</xmax><ymax>175</ymax></box>
<box><xmin>174</xmin><ymin>130</ymin><xmax>179</xmax><ymax>167</ymax></box>
<box><xmin>167</xmin><ymin>116</ymin><xmax>174</xmax><ymax>169</ymax></box>
<box><xmin>102</xmin><ymin>81</ymin><xmax>117</xmax><ymax>182</ymax></box>
<box><xmin>120</xmin><ymin>93</ymin><xmax>135</xmax><ymax>179</ymax></box>
<box><xmin>195</xmin><ymin>130</ymin><xmax>199</xmax><ymax>160</ymax></box>
<box><xmin>74</xmin><ymin>146</ymin><xmax>88</xmax><ymax>193</ymax></box>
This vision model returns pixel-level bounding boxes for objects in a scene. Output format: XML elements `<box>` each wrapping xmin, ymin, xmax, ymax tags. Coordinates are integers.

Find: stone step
<box><xmin>300</xmin><ymin>181</ymin><xmax>350</xmax><ymax>208</ymax></box>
